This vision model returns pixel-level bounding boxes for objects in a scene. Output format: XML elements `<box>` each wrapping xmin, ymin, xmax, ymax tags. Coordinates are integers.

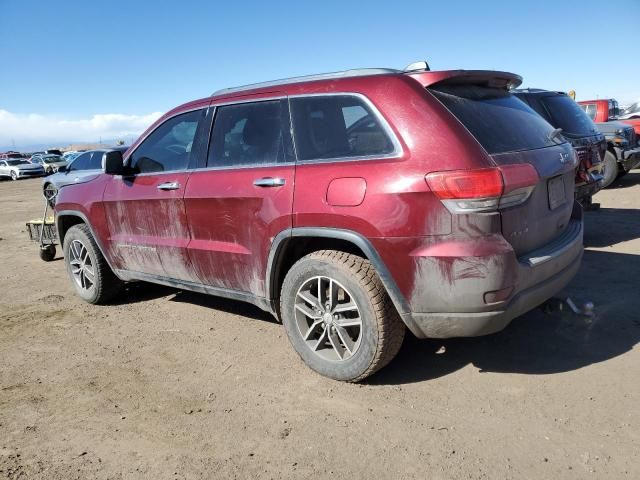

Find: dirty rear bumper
<box><xmin>401</xmin><ymin>210</ymin><xmax>584</xmax><ymax>339</ymax></box>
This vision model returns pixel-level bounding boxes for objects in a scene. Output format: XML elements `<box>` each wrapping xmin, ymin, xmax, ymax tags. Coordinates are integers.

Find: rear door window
<box><xmin>207</xmin><ymin>99</ymin><xmax>291</xmax><ymax>168</ymax></box>
<box><xmin>430</xmin><ymin>85</ymin><xmax>560</xmax><ymax>154</ymax></box>
<box><xmin>290</xmin><ymin>95</ymin><xmax>396</xmax><ymax>161</ymax></box>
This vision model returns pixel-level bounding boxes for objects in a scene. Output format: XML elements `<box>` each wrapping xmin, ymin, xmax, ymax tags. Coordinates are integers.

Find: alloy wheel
<box><xmin>294</xmin><ymin>276</ymin><xmax>363</xmax><ymax>361</ymax></box>
<box><xmin>68</xmin><ymin>239</ymin><xmax>95</xmax><ymax>291</ymax></box>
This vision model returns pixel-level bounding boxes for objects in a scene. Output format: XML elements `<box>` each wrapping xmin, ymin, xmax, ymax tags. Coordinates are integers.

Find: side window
<box><xmin>208</xmin><ymin>100</ymin><xmax>288</xmax><ymax>168</ymax></box>
<box><xmin>129</xmin><ymin>109</ymin><xmax>203</xmax><ymax>174</ymax></box>
<box><xmin>290</xmin><ymin>95</ymin><xmax>395</xmax><ymax>161</ymax></box>
<box><xmin>69</xmin><ymin>152</ymin><xmax>91</xmax><ymax>171</ymax></box>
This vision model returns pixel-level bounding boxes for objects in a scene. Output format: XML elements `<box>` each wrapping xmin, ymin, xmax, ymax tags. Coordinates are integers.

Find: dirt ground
<box><xmin>0</xmin><ymin>173</ymin><xmax>638</xmax><ymax>480</ymax></box>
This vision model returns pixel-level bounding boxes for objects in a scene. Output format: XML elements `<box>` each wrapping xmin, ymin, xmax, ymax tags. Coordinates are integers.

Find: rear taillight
<box><xmin>425</xmin><ymin>164</ymin><xmax>539</xmax><ymax>213</ymax></box>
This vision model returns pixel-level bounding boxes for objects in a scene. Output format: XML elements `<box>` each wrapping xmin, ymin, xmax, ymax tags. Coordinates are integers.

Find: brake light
<box><xmin>425</xmin><ymin>169</ymin><xmax>503</xmax><ymax>199</ymax></box>
<box><xmin>425</xmin><ymin>164</ymin><xmax>539</xmax><ymax>213</ymax></box>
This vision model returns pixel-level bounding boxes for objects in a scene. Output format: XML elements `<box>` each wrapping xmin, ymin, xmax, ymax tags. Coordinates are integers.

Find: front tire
<box><xmin>63</xmin><ymin>224</ymin><xmax>123</xmax><ymax>304</ymax></box>
<box><xmin>601</xmin><ymin>150</ymin><xmax>618</xmax><ymax>188</ymax></box>
<box><xmin>280</xmin><ymin>250</ymin><xmax>405</xmax><ymax>382</ymax></box>
<box><xmin>10</xmin><ymin>171</ymin><xmax>17</xmax><ymax>181</ymax></box>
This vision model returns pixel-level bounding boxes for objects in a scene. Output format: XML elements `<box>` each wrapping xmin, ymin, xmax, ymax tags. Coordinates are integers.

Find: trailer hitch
<box><xmin>542</xmin><ymin>297</ymin><xmax>595</xmax><ymax>317</ymax></box>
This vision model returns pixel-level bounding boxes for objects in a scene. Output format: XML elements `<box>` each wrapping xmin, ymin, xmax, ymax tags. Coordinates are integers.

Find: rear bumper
<box><xmin>401</xmin><ymin>209</ymin><xmax>584</xmax><ymax>339</ymax></box>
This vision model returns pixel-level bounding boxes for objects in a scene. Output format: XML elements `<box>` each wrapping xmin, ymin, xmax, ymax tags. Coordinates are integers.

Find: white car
<box><xmin>0</xmin><ymin>159</ymin><xmax>46</xmax><ymax>180</ymax></box>
<box><xmin>29</xmin><ymin>154</ymin><xmax>68</xmax><ymax>175</ymax></box>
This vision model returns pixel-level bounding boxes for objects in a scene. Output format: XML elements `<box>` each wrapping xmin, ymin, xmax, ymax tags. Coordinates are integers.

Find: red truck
<box><xmin>579</xmin><ymin>99</ymin><xmax>640</xmax><ymax>136</ymax></box>
<box><xmin>578</xmin><ymin>99</ymin><xmax>640</xmax><ymax>187</ymax></box>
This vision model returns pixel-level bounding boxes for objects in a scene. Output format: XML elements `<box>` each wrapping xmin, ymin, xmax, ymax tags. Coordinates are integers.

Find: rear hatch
<box><xmin>427</xmin><ymin>80</ymin><xmax>576</xmax><ymax>257</ymax></box>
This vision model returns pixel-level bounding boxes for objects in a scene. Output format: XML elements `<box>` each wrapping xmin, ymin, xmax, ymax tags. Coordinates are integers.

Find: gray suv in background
<box><xmin>43</xmin><ymin>146</ymin><xmax>128</xmax><ymax>204</ymax></box>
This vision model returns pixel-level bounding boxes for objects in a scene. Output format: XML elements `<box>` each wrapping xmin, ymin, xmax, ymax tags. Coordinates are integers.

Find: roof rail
<box><xmin>211</xmin><ymin>68</ymin><xmax>401</xmax><ymax>97</ymax></box>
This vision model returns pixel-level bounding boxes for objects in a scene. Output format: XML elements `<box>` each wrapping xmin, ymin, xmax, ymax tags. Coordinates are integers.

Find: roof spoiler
<box><xmin>407</xmin><ymin>70</ymin><xmax>522</xmax><ymax>90</ymax></box>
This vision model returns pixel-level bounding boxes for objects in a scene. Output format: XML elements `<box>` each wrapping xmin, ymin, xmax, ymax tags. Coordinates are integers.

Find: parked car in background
<box><xmin>579</xmin><ymin>98</ymin><xmax>640</xmax><ymax>136</ymax></box>
<box><xmin>29</xmin><ymin>154</ymin><xmax>68</xmax><ymax>175</ymax></box>
<box><xmin>0</xmin><ymin>151</ymin><xmax>28</xmax><ymax>161</ymax></box>
<box><xmin>62</xmin><ymin>151</ymin><xmax>81</xmax><ymax>163</ymax></box>
<box><xmin>45</xmin><ymin>149</ymin><xmax>63</xmax><ymax>156</ymax></box>
<box><xmin>55</xmin><ymin>65</ymin><xmax>584</xmax><ymax>381</ymax></box>
<box><xmin>619</xmin><ymin>100</ymin><xmax>640</xmax><ymax>120</ymax></box>
<box><xmin>515</xmin><ymin>89</ymin><xmax>606</xmax><ymax>206</ymax></box>
<box><xmin>0</xmin><ymin>158</ymin><xmax>45</xmax><ymax>180</ymax></box>
<box><xmin>578</xmin><ymin>99</ymin><xmax>640</xmax><ymax>187</ymax></box>
<box><xmin>43</xmin><ymin>147</ymin><xmax>129</xmax><ymax>205</ymax></box>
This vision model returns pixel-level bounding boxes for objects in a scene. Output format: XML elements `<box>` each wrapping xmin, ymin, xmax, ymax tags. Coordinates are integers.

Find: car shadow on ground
<box><xmin>170</xmin><ymin>290</ymin><xmax>276</xmax><ymax>323</ymax></box>
<box><xmin>110</xmin><ymin>282</ymin><xmax>178</xmax><ymax>306</ymax></box>
<box><xmin>366</xmin><ymin>249</ymin><xmax>640</xmax><ymax>385</ymax></box>
<box><xmin>584</xmin><ymin>208</ymin><xmax>640</xmax><ymax>247</ymax></box>
<box><xmin>605</xmin><ymin>170</ymin><xmax>640</xmax><ymax>189</ymax></box>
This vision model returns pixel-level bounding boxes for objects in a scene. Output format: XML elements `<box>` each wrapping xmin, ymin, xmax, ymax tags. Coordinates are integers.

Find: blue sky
<box><xmin>1</xmin><ymin>0</ymin><xmax>639</xmax><ymax>147</ymax></box>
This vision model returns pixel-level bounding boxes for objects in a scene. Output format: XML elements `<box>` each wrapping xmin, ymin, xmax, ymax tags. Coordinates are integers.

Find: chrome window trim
<box><xmin>123</xmin><ymin>105</ymin><xmax>208</xmax><ymax>172</ymax></box>
<box><xmin>288</xmin><ymin>92</ymin><xmax>404</xmax><ymax>164</ymax></box>
<box><xmin>191</xmin><ymin>161</ymin><xmax>291</xmax><ymax>173</ymax></box>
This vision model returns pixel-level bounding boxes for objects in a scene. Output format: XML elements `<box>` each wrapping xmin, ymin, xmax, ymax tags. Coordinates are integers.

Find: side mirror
<box><xmin>103</xmin><ymin>150</ymin><xmax>124</xmax><ymax>175</ymax></box>
<box><xmin>57</xmin><ymin>165</ymin><xmax>67</xmax><ymax>173</ymax></box>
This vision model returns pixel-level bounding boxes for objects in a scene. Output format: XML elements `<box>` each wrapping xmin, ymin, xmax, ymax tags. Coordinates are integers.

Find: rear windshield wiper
<box><xmin>548</xmin><ymin>128</ymin><xmax>564</xmax><ymax>144</ymax></box>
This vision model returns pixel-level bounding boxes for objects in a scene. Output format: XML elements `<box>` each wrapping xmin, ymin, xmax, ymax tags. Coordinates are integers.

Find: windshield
<box><xmin>541</xmin><ymin>95</ymin><xmax>599</xmax><ymax>137</ymax></box>
<box><xmin>6</xmin><ymin>160</ymin><xmax>30</xmax><ymax>166</ymax></box>
<box><xmin>7</xmin><ymin>153</ymin><xmax>23</xmax><ymax>159</ymax></box>
<box><xmin>430</xmin><ymin>85</ymin><xmax>560</xmax><ymax>154</ymax></box>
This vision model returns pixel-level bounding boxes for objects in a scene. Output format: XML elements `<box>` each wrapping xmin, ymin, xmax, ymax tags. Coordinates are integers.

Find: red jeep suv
<box><xmin>55</xmin><ymin>66</ymin><xmax>584</xmax><ymax>381</ymax></box>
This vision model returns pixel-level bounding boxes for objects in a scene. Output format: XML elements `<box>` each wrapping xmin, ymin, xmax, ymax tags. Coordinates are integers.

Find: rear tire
<box><xmin>63</xmin><ymin>224</ymin><xmax>123</xmax><ymax>304</ymax></box>
<box><xmin>280</xmin><ymin>250</ymin><xmax>405</xmax><ymax>382</ymax></box>
<box><xmin>601</xmin><ymin>150</ymin><xmax>618</xmax><ymax>188</ymax></box>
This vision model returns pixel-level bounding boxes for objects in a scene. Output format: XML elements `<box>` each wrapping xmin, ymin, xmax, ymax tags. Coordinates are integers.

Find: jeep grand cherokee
<box><xmin>55</xmin><ymin>65</ymin><xmax>583</xmax><ymax>381</ymax></box>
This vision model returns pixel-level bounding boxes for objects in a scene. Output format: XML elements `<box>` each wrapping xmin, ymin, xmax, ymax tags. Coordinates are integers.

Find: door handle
<box><xmin>253</xmin><ymin>177</ymin><xmax>286</xmax><ymax>187</ymax></box>
<box><xmin>157</xmin><ymin>181</ymin><xmax>180</xmax><ymax>191</ymax></box>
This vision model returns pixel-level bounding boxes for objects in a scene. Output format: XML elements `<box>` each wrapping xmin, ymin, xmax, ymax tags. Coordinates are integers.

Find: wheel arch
<box><xmin>266</xmin><ymin>228</ymin><xmax>412</xmax><ymax>319</ymax></box>
<box><xmin>56</xmin><ymin>210</ymin><xmax>119</xmax><ymax>276</ymax></box>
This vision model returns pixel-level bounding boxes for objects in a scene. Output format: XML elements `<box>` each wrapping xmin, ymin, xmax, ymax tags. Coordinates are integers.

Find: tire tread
<box><xmin>64</xmin><ymin>224</ymin><xmax>123</xmax><ymax>304</ymax></box>
<box><xmin>282</xmin><ymin>249</ymin><xmax>405</xmax><ymax>382</ymax></box>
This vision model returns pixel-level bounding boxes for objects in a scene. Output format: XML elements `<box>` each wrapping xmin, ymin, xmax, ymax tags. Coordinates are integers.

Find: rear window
<box><xmin>430</xmin><ymin>85</ymin><xmax>560</xmax><ymax>154</ymax></box>
<box><xmin>540</xmin><ymin>95</ymin><xmax>599</xmax><ymax>137</ymax></box>
<box><xmin>580</xmin><ymin>103</ymin><xmax>597</xmax><ymax>120</ymax></box>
